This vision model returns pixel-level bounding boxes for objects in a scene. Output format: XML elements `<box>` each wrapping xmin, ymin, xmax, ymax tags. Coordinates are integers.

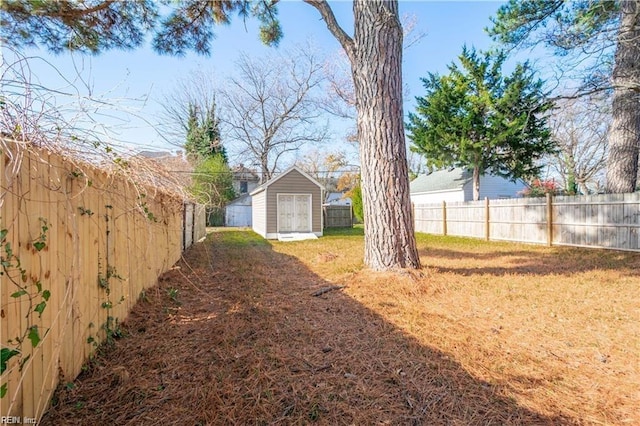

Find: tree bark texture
<box><xmin>605</xmin><ymin>1</ymin><xmax>640</xmax><ymax>193</ymax></box>
<box><xmin>304</xmin><ymin>0</ymin><xmax>421</xmax><ymax>270</ymax></box>
<box><xmin>351</xmin><ymin>0</ymin><xmax>421</xmax><ymax>270</ymax></box>
<box><xmin>472</xmin><ymin>166</ymin><xmax>480</xmax><ymax>201</ymax></box>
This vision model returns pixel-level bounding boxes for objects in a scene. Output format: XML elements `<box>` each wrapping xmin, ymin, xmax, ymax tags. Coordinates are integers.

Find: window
<box><xmin>240</xmin><ymin>181</ymin><xmax>248</xmax><ymax>193</ymax></box>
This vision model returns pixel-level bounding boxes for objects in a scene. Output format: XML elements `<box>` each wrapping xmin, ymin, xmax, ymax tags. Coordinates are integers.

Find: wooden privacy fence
<box><xmin>414</xmin><ymin>192</ymin><xmax>640</xmax><ymax>251</ymax></box>
<box><xmin>0</xmin><ymin>143</ymin><xmax>201</xmax><ymax>422</ymax></box>
<box><xmin>323</xmin><ymin>205</ymin><xmax>353</xmax><ymax>228</ymax></box>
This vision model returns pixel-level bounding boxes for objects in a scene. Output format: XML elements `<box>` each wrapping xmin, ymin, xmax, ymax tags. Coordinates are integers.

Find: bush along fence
<box><xmin>0</xmin><ymin>141</ymin><xmax>204</xmax><ymax>422</ymax></box>
<box><xmin>414</xmin><ymin>192</ymin><xmax>640</xmax><ymax>251</ymax></box>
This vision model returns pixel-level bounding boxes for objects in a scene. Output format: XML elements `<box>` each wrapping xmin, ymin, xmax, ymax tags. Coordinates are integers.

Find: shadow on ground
<box><xmin>42</xmin><ymin>230</ymin><xmax>574</xmax><ymax>425</ymax></box>
<box><xmin>419</xmin><ymin>245</ymin><xmax>640</xmax><ymax>277</ymax></box>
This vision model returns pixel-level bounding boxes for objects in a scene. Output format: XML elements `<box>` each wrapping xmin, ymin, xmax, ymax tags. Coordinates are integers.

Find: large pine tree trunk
<box><xmin>605</xmin><ymin>1</ymin><xmax>640</xmax><ymax>193</ymax></box>
<box><xmin>351</xmin><ymin>0</ymin><xmax>421</xmax><ymax>270</ymax></box>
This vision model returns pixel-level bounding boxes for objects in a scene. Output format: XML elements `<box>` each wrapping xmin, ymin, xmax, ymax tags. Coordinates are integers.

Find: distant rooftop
<box><xmin>410</xmin><ymin>168</ymin><xmax>472</xmax><ymax>194</ymax></box>
<box><xmin>137</xmin><ymin>150</ymin><xmax>174</xmax><ymax>159</ymax></box>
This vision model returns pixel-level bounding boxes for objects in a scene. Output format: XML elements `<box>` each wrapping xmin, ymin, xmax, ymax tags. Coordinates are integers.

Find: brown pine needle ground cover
<box><xmin>42</xmin><ymin>228</ymin><xmax>639</xmax><ymax>425</ymax></box>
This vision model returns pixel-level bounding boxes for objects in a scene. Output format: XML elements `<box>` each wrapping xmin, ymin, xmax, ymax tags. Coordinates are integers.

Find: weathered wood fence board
<box><xmin>323</xmin><ymin>205</ymin><xmax>353</xmax><ymax>228</ymax></box>
<box><xmin>0</xmin><ymin>144</ymin><xmax>196</xmax><ymax>422</ymax></box>
<box><xmin>414</xmin><ymin>193</ymin><xmax>640</xmax><ymax>251</ymax></box>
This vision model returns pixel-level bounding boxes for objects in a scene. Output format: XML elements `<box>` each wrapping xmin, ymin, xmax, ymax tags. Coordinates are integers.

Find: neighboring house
<box><xmin>135</xmin><ymin>150</ymin><xmax>193</xmax><ymax>193</ymax></box>
<box><xmin>250</xmin><ymin>166</ymin><xmax>324</xmax><ymax>239</ymax></box>
<box><xmin>232</xmin><ymin>164</ymin><xmax>260</xmax><ymax>195</ymax></box>
<box><xmin>410</xmin><ymin>168</ymin><xmax>525</xmax><ymax>204</ymax></box>
<box><xmin>225</xmin><ymin>193</ymin><xmax>252</xmax><ymax>227</ymax></box>
<box><xmin>324</xmin><ymin>191</ymin><xmax>352</xmax><ymax>206</ymax></box>
<box><xmin>137</xmin><ymin>150</ymin><xmax>173</xmax><ymax>160</ymax></box>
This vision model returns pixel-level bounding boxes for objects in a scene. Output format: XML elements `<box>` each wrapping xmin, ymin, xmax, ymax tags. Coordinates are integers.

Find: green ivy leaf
<box><xmin>27</xmin><ymin>326</ymin><xmax>40</xmax><ymax>347</ymax></box>
<box><xmin>1</xmin><ymin>348</ymin><xmax>20</xmax><ymax>374</ymax></box>
<box><xmin>42</xmin><ymin>290</ymin><xmax>51</xmax><ymax>301</ymax></box>
<box><xmin>10</xmin><ymin>290</ymin><xmax>27</xmax><ymax>298</ymax></box>
<box><xmin>0</xmin><ymin>383</ymin><xmax>7</xmax><ymax>398</ymax></box>
<box><xmin>0</xmin><ymin>229</ymin><xmax>7</xmax><ymax>242</ymax></box>
<box><xmin>34</xmin><ymin>302</ymin><xmax>46</xmax><ymax>318</ymax></box>
<box><xmin>33</xmin><ymin>241</ymin><xmax>46</xmax><ymax>251</ymax></box>
<box><xmin>35</xmin><ymin>281</ymin><xmax>42</xmax><ymax>293</ymax></box>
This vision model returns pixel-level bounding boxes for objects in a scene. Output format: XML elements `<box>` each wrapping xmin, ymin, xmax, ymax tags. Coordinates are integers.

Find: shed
<box><xmin>250</xmin><ymin>166</ymin><xmax>324</xmax><ymax>239</ymax></box>
<box><xmin>410</xmin><ymin>168</ymin><xmax>525</xmax><ymax>204</ymax></box>
<box><xmin>225</xmin><ymin>193</ymin><xmax>252</xmax><ymax>227</ymax></box>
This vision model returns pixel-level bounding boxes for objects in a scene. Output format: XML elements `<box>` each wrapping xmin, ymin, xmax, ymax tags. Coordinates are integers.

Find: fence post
<box><xmin>182</xmin><ymin>202</ymin><xmax>186</xmax><ymax>251</ymax></box>
<box><xmin>546</xmin><ymin>193</ymin><xmax>553</xmax><ymax>246</ymax></box>
<box><xmin>485</xmin><ymin>197</ymin><xmax>490</xmax><ymax>241</ymax></box>
<box><xmin>442</xmin><ymin>201</ymin><xmax>447</xmax><ymax>236</ymax></box>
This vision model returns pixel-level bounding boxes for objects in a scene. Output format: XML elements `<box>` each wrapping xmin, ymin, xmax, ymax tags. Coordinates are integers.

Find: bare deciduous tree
<box><xmin>218</xmin><ymin>45</ymin><xmax>328</xmax><ymax>183</ymax></box>
<box><xmin>296</xmin><ymin>149</ymin><xmax>349</xmax><ymax>192</ymax></box>
<box><xmin>546</xmin><ymin>96</ymin><xmax>609</xmax><ymax>194</ymax></box>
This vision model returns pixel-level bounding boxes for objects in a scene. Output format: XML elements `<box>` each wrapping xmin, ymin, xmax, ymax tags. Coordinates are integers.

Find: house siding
<box><xmin>265</xmin><ymin>169</ymin><xmax>322</xmax><ymax>235</ymax></box>
<box><xmin>252</xmin><ymin>190</ymin><xmax>267</xmax><ymax>237</ymax></box>
<box><xmin>463</xmin><ymin>174</ymin><xmax>526</xmax><ymax>200</ymax></box>
<box><xmin>411</xmin><ymin>189</ymin><xmax>465</xmax><ymax>205</ymax></box>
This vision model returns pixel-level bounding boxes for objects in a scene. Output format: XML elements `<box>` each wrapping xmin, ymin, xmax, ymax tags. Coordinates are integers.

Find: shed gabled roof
<box><xmin>410</xmin><ymin>168</ymin><xmax>472</xmax><ymax>194</ymax></box>
<box><xmin>250</xmin><ymin>166</ymin><xmax>324</xmax><ymax>196</ymax></box>
<box><xmin>226</xmin><ymin>193</ymin><xmax>251</xmax><ymax>207</ymax></box>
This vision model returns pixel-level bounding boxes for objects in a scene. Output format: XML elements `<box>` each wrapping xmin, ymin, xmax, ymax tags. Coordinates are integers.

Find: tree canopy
<box><xmin>487</xmin><ymin>0</ymin><xmax>640</xmax><ymax>193</ymax></box>
<box><xmin>406</xmin><ymin>46</ymin><xmax>555</xmax><ymax>200</ymax></box>
<box><xmin>1</xmin><ymin>0</ymin><xmax>281</xmax><ymax>55</ymax></box>
<box><xmin>184</xmin><ymin>103</ymin><xmax>227</xmax><ymax>162</ymax></box>
<box><xmin>546</xmin><ymin>96</ymin><xmax>609</xmax><ymax>194</ymax></box>
<box><xmin>190</xmin><ymin>154</ymin><xmax>235</xmax><ymax>209</ymax></box>
<box><xmin>218</xmin><ymin>47</ymin><xmax>327</xmax><ymax>183</ymax></box>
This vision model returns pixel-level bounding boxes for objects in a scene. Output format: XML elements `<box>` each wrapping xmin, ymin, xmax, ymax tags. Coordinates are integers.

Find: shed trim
<box><xmin>250</xmin><ymin>166</ymin><xmax>324</xmax><ymax>196</ymax></box>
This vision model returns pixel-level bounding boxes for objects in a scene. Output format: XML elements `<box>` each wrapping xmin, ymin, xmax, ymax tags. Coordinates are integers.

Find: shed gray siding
<box><xmin>265</xmin><ymin>169</ymin><xmax>322</xmax><ymax>235</ymax></box>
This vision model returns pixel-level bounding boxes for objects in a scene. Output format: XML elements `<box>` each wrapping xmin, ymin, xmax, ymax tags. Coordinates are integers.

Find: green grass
<box><xmin>208</xmin><ymin>228</ymin><xmax>270</xmax><ymax>247</ymax></box>
<box><xmin>323</xmin><ymin>225</ymin><xmax>364</xmax><ymax>238</ymax></box>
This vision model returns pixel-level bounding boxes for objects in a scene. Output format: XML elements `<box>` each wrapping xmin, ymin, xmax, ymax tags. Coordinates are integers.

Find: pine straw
<box><xmin>41</xmin><ymin>229</ymin><xmax>639</xmax><ymax>425</ymax></box>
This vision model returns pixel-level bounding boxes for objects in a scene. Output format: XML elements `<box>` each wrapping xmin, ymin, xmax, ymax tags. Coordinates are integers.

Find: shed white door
<box><xmin>278</xmin><ymin>194</ymin><xmax>311</xmax><ymax>233</ymax></box>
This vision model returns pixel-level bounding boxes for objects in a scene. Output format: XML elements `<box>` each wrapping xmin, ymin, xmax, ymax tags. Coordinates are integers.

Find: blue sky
<box><xmin>12</xmin><ymin>1</ymin><xmax>508</xmax><ymax>165</ymax></box>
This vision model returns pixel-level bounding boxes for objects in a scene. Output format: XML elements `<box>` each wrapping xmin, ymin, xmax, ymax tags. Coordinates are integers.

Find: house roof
<box><xmin>137</xmin><ymin>150</ymin><xmax>173</xmax><ymax>159</ymax></box>
<box><xmin>410</xmin><ymin>168</ymin><xmax>472</xmax><ymax>194</ymax></box>
<box><xmin>324</xmin><ymin>192</ymin><xmax>352</xmax><ymax>205</ymax></box>
<box><xmin>232</xmin><ymin>164</ymin><xmax>259</xmax><ymax>181</ymax></box>
<box><xmin>227</xmin><ymin>193</ymin><xmax>251</xmax><ymax>206</ymax></box>
<box><xmin>250</xmin><ymin>166</ymin><xmax>324</xmax><ymax>196</ymax></box>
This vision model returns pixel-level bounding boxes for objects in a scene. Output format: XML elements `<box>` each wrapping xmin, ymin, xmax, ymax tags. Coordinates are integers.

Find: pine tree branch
<box><xmin>303</xmin><ymin>0</ymin><xmax>355</xmax><ymax>63</ymax></box>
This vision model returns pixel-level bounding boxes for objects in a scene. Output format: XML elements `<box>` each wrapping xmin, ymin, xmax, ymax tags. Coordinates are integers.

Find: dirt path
<box><xmin>42</xmin><ymin>230</ymin><xmax>568</xmax><ymax>425</ymax></box>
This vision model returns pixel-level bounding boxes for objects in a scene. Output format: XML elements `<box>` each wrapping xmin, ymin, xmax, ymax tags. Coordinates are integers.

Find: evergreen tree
<box><xmin>407</xmin><ymin>47</ymin><xmax>555</xmax><ymax>201</ymax></box>
<box><xmin>184</xmin><ymin>103</ymin><xmax>226</xmax><ymax>162</ymax></box>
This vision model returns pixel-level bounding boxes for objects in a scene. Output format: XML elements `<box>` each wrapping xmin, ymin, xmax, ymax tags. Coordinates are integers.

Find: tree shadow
<box><xmin>419</xmin><ymin>246</ymin><xmax>640</xmax><ymax>277</ymax></box>
<box><xmin>42</xmin><ymin>230</ymin><xmax>577</xmax><ymax>425</ymax></box>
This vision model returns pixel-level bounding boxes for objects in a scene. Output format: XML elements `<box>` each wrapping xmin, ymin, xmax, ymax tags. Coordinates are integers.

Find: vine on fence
<box><xmin>0</xmin><ymin>218</ymin><xmax>50</xmax><ymax>398</ymax></box>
